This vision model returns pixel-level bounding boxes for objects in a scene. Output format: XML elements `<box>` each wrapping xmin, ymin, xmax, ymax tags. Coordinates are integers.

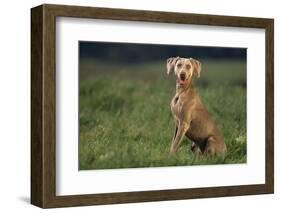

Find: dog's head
<box><xmin>166</xmin><ymin>57</ymin><xmax>201</xmax><ymax>86</ymax></box>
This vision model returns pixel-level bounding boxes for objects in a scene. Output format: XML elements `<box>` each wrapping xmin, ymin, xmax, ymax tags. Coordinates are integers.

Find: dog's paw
<box><xmin>191</xmin><ymin>142</ymin><xmax>197</xmax><ymax>152</ymax></box>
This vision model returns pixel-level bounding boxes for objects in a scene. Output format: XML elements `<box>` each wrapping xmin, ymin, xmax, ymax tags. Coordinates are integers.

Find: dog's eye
<box><xmin>186</xmin><ymin>64</ymin><xmax>191</xmax><ymax>69</ymax></box>
<box><xmin>177</xmin><ymin>63</ymin><xmax>182</xmax><ymax>68</ymax></box>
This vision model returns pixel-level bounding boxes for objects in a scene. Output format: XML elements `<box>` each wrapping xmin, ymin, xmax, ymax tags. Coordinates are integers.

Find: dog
<box><xmin>167</xmin><ymin>56</ymin><xmax>227</xmax><ymax>155</ymax></box>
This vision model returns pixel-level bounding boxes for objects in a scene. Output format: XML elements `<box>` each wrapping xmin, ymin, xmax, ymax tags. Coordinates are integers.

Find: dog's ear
<box><xmin>190</xmin><ymin>58</ymin><xmax>202</xmax><ymax>78</ymax></box>
<box><xmin>166</xmin><ymin>57</ymin><xmax>179</xmax><ymax>75</ymax></box>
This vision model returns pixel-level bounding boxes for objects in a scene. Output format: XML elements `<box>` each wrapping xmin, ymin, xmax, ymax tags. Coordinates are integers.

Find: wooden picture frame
<box><xmin>31</xmin><ymin>4</ymin><xmax>274</xmax><ymax>208</ymax></box>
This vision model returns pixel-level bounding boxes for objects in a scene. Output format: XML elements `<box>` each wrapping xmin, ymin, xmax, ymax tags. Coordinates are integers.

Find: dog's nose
<box><xmin>180</xmin><ymin>73</ymin><xmax>186</xmax><ymax>80</ymax></box>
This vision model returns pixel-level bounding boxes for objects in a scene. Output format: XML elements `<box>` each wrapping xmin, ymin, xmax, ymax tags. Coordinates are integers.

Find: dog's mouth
<box><xmin>178</xmin><ymin>74</ymin><xmax>188</xmax><ymax>85</ymax></box>
<box><xmin>179</xmin><ymin>79</ymin><xmax>187</xmax><ymax>85</ymax></box>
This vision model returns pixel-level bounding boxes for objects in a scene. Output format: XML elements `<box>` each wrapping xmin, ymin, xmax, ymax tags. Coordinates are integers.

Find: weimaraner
<box><xmin>167</xmin><ymin>56</ymin><xmax>227</xmax><ymax>155</ymax></box>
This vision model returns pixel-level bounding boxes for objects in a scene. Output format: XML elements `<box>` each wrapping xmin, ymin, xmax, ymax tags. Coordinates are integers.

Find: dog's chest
<box><xmin>171</xmin><ymin>94</ymin><xmax>184</xmax><ymax>116</ymax></box>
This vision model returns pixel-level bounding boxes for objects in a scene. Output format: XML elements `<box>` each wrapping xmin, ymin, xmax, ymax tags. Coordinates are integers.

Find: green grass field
<box><xmin>79</xmin><ymin>59</ymin><xmax>246</xmax><ymax>170</ymax></box>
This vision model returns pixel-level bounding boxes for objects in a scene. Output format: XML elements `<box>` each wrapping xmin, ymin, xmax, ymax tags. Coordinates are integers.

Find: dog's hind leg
<box><xmin>204</xmin><ymin>136</ymin><xmax>226</xmax><ymax>155</ymax></box>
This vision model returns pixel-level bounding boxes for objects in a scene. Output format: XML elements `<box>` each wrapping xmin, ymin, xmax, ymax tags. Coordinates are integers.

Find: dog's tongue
<box><xmin>179</xmin><ymin>79</ymin><xmax>187</xmax><ymax>85</ymax></box>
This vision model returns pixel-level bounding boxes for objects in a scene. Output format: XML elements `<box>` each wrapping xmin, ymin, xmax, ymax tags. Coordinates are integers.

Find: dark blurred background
<box><xmin>79</xmin><ymin>41</ymin><xmax>246</xmax><ymax>63</ymax></box>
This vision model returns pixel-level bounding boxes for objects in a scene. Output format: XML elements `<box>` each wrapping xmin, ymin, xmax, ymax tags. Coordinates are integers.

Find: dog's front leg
<box><xmin>173</xmin><ymin>125</ymin><xmax>178</xmax><ymax>140</ymax></box>
<box><xmin>170</xmin><ymin>122</ymin><xmax>189</xmax><ymax>153</ymax></box>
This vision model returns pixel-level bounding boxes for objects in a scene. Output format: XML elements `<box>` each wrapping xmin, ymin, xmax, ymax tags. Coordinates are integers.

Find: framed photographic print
<box><xmin>31</xmin><ymin>4</ymin><xmax>274</xmax><ymax>208</ymax></box>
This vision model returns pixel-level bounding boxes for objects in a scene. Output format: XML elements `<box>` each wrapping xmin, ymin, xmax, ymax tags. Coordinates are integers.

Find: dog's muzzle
<box><xmin>180</xmin><ymin>73</ymin><xmax>186</xmax><ymax>81</ymax></box>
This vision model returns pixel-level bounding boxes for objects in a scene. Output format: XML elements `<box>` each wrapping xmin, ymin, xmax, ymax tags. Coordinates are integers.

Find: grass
<box><xmin>79</xmin><ymin>59</ymin><xmax>247</xmax><ymax>170</ymax></box>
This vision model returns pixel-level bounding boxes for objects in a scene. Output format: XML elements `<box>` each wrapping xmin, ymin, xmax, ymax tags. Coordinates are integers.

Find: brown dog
<box><xmin>167</xmin><ymin>57</ymin><xmax>227</xmax><ymax>155</ymax></box>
